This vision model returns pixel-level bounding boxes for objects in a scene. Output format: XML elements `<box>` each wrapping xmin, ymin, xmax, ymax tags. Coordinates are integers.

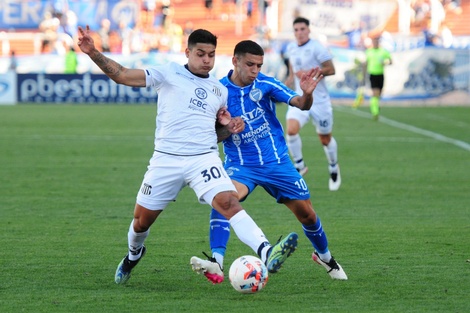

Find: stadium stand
<box><xmin>169</xmin><ymin>0</ymin><xmax>261</xmax><ymax>55</ymax></box>
<box><xmin>1</xmin><ymin>0</ymin><xmax>468</xmax><ymax>56</ymax></box>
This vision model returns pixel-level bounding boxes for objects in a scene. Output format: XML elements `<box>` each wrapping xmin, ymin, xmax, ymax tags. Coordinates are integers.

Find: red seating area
<box><xmin>2</xmin><ymin>0</ymin><xmax>468</xmax><ymax>57</ymax></box>
<box><xmin>384</xmin><ymin>0</ymin><xmax>470</xmax><ymax>36</ymax></box>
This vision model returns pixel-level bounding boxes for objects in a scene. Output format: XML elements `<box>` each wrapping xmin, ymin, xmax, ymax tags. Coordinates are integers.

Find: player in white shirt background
<box><xmin>77</xmin><ymin>26</ymin><xmax>298</xmax><ymax>285</ymax></box>
<box><xmin>285</xmin><ymin>17</ymin><xmax>341</xmax><ymax>191</ymax></box>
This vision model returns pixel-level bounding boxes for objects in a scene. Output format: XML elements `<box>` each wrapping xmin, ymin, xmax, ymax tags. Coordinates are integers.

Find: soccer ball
<box><xmin>228</xmin><ymin>255</ymin><xmax>269</xmax><ymax>294</ymax></box>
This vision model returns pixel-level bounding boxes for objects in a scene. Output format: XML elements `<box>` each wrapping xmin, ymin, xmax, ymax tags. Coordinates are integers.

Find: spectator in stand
<box><xmin>60</xmin><ymin>10</ymin><xmax>78</xmax><ymax>39</ymax></box>
<box><xmin>161</xmin><ymin>0</ymin><xmax>172</xmax><ymax>27</ymax></box>
<box><xmin>142</xmin><ymin>0</ymin><xmax>158</xmax><ymax>12</ymax></box>
<box><xmin>436</xmin><ymin>21</ymin><xmax>454</xmax><ymax>48</ymax></box>
<box><xmin>411</xmin><ymin>0</ymin><xmax>431</xmax><ymax>27</ymax></box>
<box><xmin>98</xmin><ymin>19</ymin><xmax>111</xmax><ymax>52</ymax></box>
<box><xmin>427</xmin><ymin>0</ymin><xmax>446</xmax><ymax>35</ymax></box>
<box><xmin>263</xmin><ymin>0</ymin><xmax>271</xmax><ymax>24</ymax></box>
<box><xmin>221</xmin><ymin>0</ymin><xmax>236</xmax><ymax>21</ymax></box>
<box><xmin>39</xmin><ymin>11</ymin><xmax>60</xmax><ymax>53</ymax></box>
<box><xmin>183</xmin><ymin>21</ymin><xmax>194</xmax><ymax>45</ymax></box>
<box><xmin>117</xmin><ymin>21</ymin><xmax>132</xmax><ymax>55</ymax></box>
<box><xmin>342</xmin><ymin>21</ymin><xmax>365</xmax><ymax>50</ymax></box>
<box><xmin>130</xmin><ymin>24</ymin><xmax>145</xmax><ymax>53</ymax></box>
<box><xmin>167</xmin><ymin>21</ymin><xmax>183</xmax><ymax>53</ymax></box>
<box><xmin>204</xmin><ymin>0</ymin><xmax>214</xmax><ymax>19</ymax></box>
<box><xmin>9</xmin><ymin>50</ymin><xmax>17</xmax><ymax>72</ymax></box>
<box><xmin>442</xmin><ymin>0</ymin><xmax>462</xmax><ymax>15</ymax></box>
<box><xmin>422</xmin><ymin>19</ymin><xmax>438</xmax><ymax>46</ymax></box>
<box><xmin>246</xmin><ymin>0</ymin><xmax>253</xmax><ymax>21</ymax></box>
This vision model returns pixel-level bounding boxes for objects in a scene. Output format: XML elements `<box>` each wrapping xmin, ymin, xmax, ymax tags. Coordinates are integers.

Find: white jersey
<box><xmin>145</xmin><ymin>62</ymin><xmax>228</xmax><ymax>155</ymax></box>
<box><xmin>287</xmin><ymin>39</ymin><xmax>332</xmax><ymax>106</ymax></box>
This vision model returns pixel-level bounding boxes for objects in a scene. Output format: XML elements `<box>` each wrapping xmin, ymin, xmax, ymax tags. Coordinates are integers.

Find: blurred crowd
<box><xmin>339</xmin><ymin>0</ymin><xmax>463</xmax><ymax>50</ymax></box>
<box><xmin>36</xmin><ymin>0</ymin><xmax>272</xmax><ymax>56</ymax></box>
<box><xmin>23</xmin><ymin>0</ymin><xmax>467</xmax><ymax>59</ymax></box>
<box><xmin>410</xmin><ymin>0</ymin><xmax>462</xmax><ymax>48</ymax></box>
<box><xmin>38</xmin><ymin>0</ymin><xmax>185</xmax><ymax>55</ymax></box>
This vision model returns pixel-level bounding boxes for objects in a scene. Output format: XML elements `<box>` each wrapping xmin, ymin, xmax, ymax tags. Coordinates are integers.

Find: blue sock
<box><xmin>302</xmin><ymin>217</ymin><xmax>329</xmax><ymax>254</ymax></box>
<box><xmin>209</xmin><ymin>209</ymin><xmax>231</xmax><ymax>256</ymax></box>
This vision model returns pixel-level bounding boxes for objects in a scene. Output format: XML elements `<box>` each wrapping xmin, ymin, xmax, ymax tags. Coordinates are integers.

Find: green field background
<box><xmin>0</xmin><ymin>104</ymin><xmax>469</xmax><ymax>312</ymax></box>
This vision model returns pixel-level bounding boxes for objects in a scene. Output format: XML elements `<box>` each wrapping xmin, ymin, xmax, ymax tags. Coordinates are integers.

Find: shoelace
<box><xmin>330</xmin><ymin>173</ymin><xmax>338</xmax><ymax>182</ymax></box>
<box><xmin>326</xmin><ymin>258</ymin><xmax>340</xmax><ymax>271</ymax></box>
<box><xmin>201</xmin><ymin>251</ymin><xmax>223</xmax><ymax>271</ymax></box>
<box><xmin>202</xmin><ymin>251</ymin><xmax>216</xmax><ymax>262</ymax></box>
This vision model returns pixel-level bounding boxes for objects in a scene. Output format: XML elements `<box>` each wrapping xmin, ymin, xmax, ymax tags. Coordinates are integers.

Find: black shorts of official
<box><xmin>369</xmin><ymin>74</ymin><xmax>384</xmax><ymax>89</ymax></box>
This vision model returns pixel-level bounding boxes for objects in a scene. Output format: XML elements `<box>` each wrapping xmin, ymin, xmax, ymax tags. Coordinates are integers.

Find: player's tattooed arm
<box><xmin>216</xmin><ymin>122</ymin><xmax>232</xmax><ymax>142</ymax></box>
<box><xmin>89</xmin><ymin>50</ymin><xmax>124</xmax><ymax>79</ymax></box>
<box><xmin>216</xmin><ymin>117</ymin><xmax>245</xmax><ymax>142</ymax></box>
<box><xmin>77</xmin><ymin>25</ymin><xmax>145</xmax><ymax>87</ymax></box>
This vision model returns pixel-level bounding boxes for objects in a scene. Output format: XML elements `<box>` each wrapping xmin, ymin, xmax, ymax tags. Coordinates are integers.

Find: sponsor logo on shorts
<box><xmin>141</xmin><ymin>183</ymin><xmax>152</xmax><ymax>195</ymax></box>
<box><xmin>225</xmin><ymin>166</ymin><xmax>240</xmax><ymax>176</ymax></box>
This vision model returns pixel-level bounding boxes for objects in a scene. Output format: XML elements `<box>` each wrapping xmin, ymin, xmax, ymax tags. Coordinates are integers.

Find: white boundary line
<box><xmin>335</xmin><ymin>106</ymin><xmax>470</xmax><ymax>152</ymax></box>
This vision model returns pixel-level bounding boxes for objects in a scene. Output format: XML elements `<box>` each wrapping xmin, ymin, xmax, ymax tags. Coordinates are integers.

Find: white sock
<box><xmin>318</xmin><ymin>251</ymin><xmax>332</xmax><ymax>263</ymax></box>
<box><xmin>323</xmin><ymin>137</ymin><xmax>338</xmax><ymax>171</ymax></box>
<box><xmin>259</xmin><ymin>245</ymin><xmax>271</xmax><ymax>264</ymax></box>
<box><xmin>286</xmin><ymin>134</ymin><xmax>304</xmax><ymax>168</ymax></box>
<box><xmin>212</xmin><ymin>252</ymin><xmax>224</xmax><ymax>269</ymax></box>
<box><xmin>127</xmin><ymin>220</ymin><xmax>149</xmax><ymax>261</ymax></box>
<box><xmin>229</xmin><ymin>210</ymin><xmax>269</xmax><ymax>256</ymax></box>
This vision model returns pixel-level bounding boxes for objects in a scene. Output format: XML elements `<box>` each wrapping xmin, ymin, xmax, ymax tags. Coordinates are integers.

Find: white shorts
<box><xmin>286</xmin><ymin>103</ymin><xmax>333</xmax><ymax>135</ymax></box>
<box><xmin>136</xmin><ymin>151</ymin><xmax>236</xmax><ymax>211</ymax></box>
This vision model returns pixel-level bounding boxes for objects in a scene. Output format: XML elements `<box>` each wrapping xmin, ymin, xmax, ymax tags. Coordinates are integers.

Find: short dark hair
<box><xmin>234</xmin><ymin>40</ymin><xmax>264</xmax><ymax>57</ymax></box>
<box><xmin>188</xmin><ymin>29</ymin><xmax>217</xmax><ymax>48</ymax></box>
<box><xmin>293</xmin><ymin>17</ymin><xmax>310</xmax><ymax>27</ymax></box>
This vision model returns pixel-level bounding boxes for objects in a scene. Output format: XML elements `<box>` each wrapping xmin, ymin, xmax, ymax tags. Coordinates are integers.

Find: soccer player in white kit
<box><xmin>77</xmin><ymin>27</ymin><xmax>298</xmax><ymax>285</ymax></box>
<box><xmin>285</xmin><ymin>17</ymin><xmax>341</xmax><ymax>191</ymax></box>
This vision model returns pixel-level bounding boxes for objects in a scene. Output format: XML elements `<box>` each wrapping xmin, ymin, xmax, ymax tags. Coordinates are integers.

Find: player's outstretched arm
<box><xmin>290</xmin><ymin>67</ymin><xmax>323</xmax><ymax>110</ymax></box>
<box><xmin>77</xmin><ymin>25</ymin><xmax>146</xmax><ymax>87</ymax></box>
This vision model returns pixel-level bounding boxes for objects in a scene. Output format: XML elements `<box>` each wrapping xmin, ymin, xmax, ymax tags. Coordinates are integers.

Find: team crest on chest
<box><xmin>249</xmin><ymin>88</ymin><xmax>263</xmax><ymax>102</ymax></box>
<box><xmin>212</xmin><ymin>86</ymin><xmax>222</xmax><ymax>97</ymax></box>
<box><xmin>195</xmin><ymin>88</ymin><xmax>208</xmax><ymax>99</ymax></box>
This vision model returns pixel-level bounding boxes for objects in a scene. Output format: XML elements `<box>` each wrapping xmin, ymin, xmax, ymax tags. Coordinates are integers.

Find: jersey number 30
<box><xmin>201</xmin><ymin>166</ymin><xmax>223</xmax><ymax>182</ymax></box>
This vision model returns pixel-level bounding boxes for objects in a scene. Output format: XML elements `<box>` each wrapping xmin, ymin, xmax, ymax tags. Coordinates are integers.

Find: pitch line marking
<box><xmin>335</xmin><ymin>106</ymin><xmax>470</xmax><ymax>152</ymax></box>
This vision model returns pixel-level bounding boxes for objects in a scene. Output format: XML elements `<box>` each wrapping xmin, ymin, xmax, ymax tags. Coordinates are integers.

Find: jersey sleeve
<box><xmin>316</xmin><ymin>42</ymin><xmax>333</xmax><ymax>64</ymax></box>
<box><xmin>145</xmin><ymin>64</ymin><xmax>168</xmax><ymax>88</ymax></box>
<box><xmin>265</xmin><ymin>76</ymin><xmax>298</xmax><ymax>104</ymax></box>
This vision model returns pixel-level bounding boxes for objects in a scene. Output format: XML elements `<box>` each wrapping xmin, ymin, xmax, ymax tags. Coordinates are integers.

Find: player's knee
<box><xmin>213</xmin><ymin>191</ymin><xmax>241</xmax><ymax>215</ymax></box>
<box><xmin>319</xmin><ymin>134</ymin><xmax>331</xmax><ymax>145</ymax></box>
<box><xmin>133</xmin><ymin>205</ymin><xmax>159</xmax><ymax>231</ymax></box>
<box><xmin>298</xmin><ymin>212</ymin><xmax>317</xmax><ymax>225</ymax></box>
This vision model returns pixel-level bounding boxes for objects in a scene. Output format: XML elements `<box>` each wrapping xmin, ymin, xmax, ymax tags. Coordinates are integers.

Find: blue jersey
<box><xmin>220</xmin><ymin>70</ymin><xmax>297</xmax><ymax>166</ymax></box>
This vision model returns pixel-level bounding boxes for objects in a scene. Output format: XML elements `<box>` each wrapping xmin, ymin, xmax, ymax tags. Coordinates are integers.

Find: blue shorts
<box><xmin>224</xmin><ymin>156</ymin><xmax>310</xmax><ymax>203</ymax></box>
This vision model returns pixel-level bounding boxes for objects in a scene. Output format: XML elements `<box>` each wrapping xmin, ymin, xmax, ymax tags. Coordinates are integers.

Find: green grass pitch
<box><xmin>0</xmin><ymin>104</ymin><xmax>469</xmax><ymax>312</ymax></box>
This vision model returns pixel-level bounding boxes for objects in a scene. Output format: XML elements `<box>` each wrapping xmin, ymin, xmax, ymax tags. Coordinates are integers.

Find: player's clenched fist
<box><xmin>227</xmin><ymin>117</ymin><xmax>245</xmax><ymax>134</ymax></box>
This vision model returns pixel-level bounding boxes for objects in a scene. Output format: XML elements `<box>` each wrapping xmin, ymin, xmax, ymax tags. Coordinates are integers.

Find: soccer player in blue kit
<box><xmin>190</xmin><ymin>40</ymin><xmax>347</xmax><ymax>283</ymax></box>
